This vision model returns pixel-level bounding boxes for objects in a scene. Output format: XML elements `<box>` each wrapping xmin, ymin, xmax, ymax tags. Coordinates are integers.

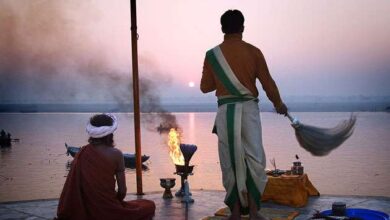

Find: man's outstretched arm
<box><xmin>256</xmin><ymin>50</ymin><xmax>288</xmax><ymax>115</ymax></box>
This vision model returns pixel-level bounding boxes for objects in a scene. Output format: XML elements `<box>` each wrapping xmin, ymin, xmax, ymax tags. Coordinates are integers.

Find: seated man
<box><xmin>57</xmin><ymin>113</ymin><xmax>155</xmax><ymax>220</ymax></box>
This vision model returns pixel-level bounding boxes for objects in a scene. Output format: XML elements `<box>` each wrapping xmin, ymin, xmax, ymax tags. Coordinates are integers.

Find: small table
<box><xmin>261</xmin><ymin>173</ymin><xmax>320</xmax><ymax>207</ymax></box>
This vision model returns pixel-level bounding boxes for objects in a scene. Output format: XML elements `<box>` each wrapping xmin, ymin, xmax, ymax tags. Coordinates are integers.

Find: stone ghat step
<box><xmin>0</xmin><ymin>190</ymin><xmax>389</xmax><ymax>220</ymax></box>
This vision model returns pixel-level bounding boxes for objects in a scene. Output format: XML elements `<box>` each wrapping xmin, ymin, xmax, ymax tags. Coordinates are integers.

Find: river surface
<box><xmin>0</xmin><ymin>112</ymin><xmax>389</xmax><ymax>202</ymax></box>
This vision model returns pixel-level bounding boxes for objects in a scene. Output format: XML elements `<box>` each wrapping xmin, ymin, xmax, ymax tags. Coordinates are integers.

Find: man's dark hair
<box><xmin>220</xmin><ymin>10</ymin><xmax>245</xmax><ymax>34</ymax></box>
<box><xmin>88</xmin><ymin>114</ymin><xmax>115</xmax><ymax>147</ymax></box>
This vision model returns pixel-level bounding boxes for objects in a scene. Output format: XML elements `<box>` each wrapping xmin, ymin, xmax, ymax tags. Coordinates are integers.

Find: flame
<box><xmin>168</xmin><ymin>128</ymin><xmax>184</xmax><ymax>165</ymax></box>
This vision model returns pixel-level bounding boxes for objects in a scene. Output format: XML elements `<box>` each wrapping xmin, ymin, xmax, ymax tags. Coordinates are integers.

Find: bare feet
<box><xmin>248</xmin><ymin>194</ymin><xmax>269</xmax><ymax>220</ymax></box>
<box><xmin>227</xmin><ymin>201</ymin><xmax>241</xmax><ymax>220</ymax></box>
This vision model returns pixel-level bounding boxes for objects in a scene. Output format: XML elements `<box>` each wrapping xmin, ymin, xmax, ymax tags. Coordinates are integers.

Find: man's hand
<box><xmin>275</xmin><ymin>103</ymin><xmax>288</xmax><ymax>116</ymax></box>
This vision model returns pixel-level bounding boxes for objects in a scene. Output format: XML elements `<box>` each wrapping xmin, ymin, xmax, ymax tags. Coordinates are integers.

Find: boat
<box><xmin>65</xmin><ymin>143</ymin><xmax>150</xmax><ymax>168</ymax></box>
<box><xmin>0</xmin><ymin>138</ymin><xmax>11</xmax><ymax>147</ymax></box>
<box><xmin>0</xmin><ymin>130</ymin><xmax>12</xmax><ymax>147</ymax></box>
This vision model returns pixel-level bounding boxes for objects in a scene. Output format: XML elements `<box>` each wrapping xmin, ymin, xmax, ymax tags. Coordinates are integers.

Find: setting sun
<box><xmin>188</xmin><ymin>81</ymin><xmax>195</xmax><ymax>87</ymax></box>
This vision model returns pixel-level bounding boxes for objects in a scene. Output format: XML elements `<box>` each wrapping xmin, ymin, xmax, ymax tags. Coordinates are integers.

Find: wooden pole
<box><xmin>130</xmin><ymin>0</ymin><xmax>143</xmax><ymax>195</ymax></box>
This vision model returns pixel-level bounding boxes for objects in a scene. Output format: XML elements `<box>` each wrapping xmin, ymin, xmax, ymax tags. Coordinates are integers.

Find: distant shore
<box><xmin>0</xmin><ymin>102</ymin><xmax>389</xmax><ymax>113</ymax></box>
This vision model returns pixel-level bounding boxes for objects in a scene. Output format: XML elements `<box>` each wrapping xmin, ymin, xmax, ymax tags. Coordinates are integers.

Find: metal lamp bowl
<box><xmin>160</xmin><ymin>178</ymin><xmax>176</xmax><ymax>199</ymax></box>
<box><xmin>175</xmin><ymin>164</ymin><xmax>194</xmax><ymax>174</ymax></box>
<box><xmin>159</xmin><ymin>178</ymin><xmax>176</xmax><ymax>188</ymax></box>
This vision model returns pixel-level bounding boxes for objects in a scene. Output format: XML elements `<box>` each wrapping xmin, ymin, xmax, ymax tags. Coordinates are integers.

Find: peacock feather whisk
<box><xmin>287</xmin><ymin>113</ymin><xmax>356</xmax><ymax>156</ymax></box>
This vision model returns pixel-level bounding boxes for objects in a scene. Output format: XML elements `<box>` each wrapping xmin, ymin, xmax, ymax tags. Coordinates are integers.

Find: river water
<box><xmin>0</xmin><ymin>112</ymin><xmax>389</xmax><ymax>202</ymax></box>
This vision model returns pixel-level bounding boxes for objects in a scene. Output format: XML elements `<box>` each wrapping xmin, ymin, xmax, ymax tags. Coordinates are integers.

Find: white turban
<box><xmin>86</xmin><ymin>113</ymin><xmax>118</xmax><ymax>138</ymax></box>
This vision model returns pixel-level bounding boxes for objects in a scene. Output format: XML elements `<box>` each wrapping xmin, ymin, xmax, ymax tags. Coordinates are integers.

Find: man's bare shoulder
<box><xmin>97</xmin><ymin>146</ymin><xmax>123</xmax><ymax>161</ymax></box>
<box><xmin>242</xmin><ymin>41</ymin><xmax>262</xmax><ymax>55</ymax></box>
<box><xmin>109</xmin><ymin>147</ymin><xmax>123</xmax><ymax>158</ymax></box>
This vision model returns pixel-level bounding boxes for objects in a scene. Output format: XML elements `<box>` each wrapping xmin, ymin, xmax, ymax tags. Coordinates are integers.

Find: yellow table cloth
<box><xmin>261</xmin><ymin>173</ymin><xmax>320</xmax><ymax>207</ymax></box>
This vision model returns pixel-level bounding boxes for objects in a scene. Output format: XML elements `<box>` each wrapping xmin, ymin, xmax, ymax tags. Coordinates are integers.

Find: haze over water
<box><xmin>1</xmin><ymin>0</ymin><xmax>389</xmax><ymax>105</ymax></box>
<box><xmin>1</xmin><ymin>112</ymin><xmax>389</xmax><ymax>202</ymax></box>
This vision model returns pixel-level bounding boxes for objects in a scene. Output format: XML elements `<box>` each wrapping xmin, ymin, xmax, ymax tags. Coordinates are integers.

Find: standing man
<box><xmin>200</xmin><ymin>10</ymin><xmax>288</xmax><ymax>220</ymax></box>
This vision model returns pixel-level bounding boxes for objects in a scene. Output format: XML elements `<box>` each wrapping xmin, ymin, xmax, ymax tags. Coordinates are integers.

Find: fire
<box><xmin>168</xmin><ymin>128</ymin><xmax>184</xmax><ymax>165</ymax></box>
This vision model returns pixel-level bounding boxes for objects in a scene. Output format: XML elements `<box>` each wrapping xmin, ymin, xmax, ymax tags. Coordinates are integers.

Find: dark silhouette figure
<box><xmin>0</xmin><ymin>129</ymin><xmax>11</xmax><ymax>147</ymax></box>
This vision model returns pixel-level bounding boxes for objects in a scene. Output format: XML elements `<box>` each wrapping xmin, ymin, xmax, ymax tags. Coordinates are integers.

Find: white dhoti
<box><xmin>206</xmin><ymin>45</ymin><xmax>268</xmax><ymax>214</ymax></box>
<box><xmin>215</xmin><ymin>100</ymin><xmax>267</xmax><ymax>214</ymax></box>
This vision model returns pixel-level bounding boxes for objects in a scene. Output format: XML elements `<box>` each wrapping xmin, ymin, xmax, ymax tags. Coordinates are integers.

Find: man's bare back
<box><xmin>93</xmin><ymin>144</ymin><xmax>127</xmax><ymax>200</ymax></box>
<box><xmin>94</xmin><ymin>145</ymin><xmax>124</xmax><ymax>169</ymax></box>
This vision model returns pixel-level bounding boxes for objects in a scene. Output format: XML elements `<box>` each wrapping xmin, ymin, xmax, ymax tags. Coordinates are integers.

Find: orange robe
<box><xmin>57</xmin><ymin>144</ymin><xmax>155</xmax><ymax>220</ymax></box>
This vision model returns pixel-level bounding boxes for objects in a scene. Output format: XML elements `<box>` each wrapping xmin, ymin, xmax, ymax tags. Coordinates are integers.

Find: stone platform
<box><xmin>0</xmin><ymin>190</ymin><xmax>389</xmax><ymax>220</ymax></box>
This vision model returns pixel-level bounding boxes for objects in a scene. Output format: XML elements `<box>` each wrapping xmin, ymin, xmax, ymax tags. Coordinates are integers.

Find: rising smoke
<box><xmin>0</xmin><ymin>0</ymin><xmax>178</xmax><ymax>131</ymax></box>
